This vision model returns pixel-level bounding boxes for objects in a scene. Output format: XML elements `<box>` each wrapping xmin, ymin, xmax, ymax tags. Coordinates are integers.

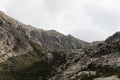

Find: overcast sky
<box><xmin>0</xmin><ymin>0</ymin><xmax>120</xmax><ymax>42</ymax></box>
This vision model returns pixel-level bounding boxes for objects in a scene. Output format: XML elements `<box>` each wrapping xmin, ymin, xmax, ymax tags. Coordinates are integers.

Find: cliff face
<box><xmin>0</xmin><ymin>11</ymin><xmax>33</xmax><ymax>62</ymax></box>
<box><xmin>50</xmin><ymin>32</ymin><xmax>120</xmax><ymax>80</ymax></box>
<box><xmin>0</xmin><ymin>11</ymin><xmax>120</xmax><ymax>80</ymax></box>
<box><xmin>0</xmin><ymin>11</ymin><xmax>66</xmax><ymax>80</ymax></box>
<box><xmin>0</xmin><ymin>11</ymin><xmax>89</xmax><ymax>62</ymax></box>
<box><xmin>1</xmin><ymin>11</ymin><xmax>89</xmax><ymax>51</ymax></box>
<box><xmin>0</xmin><ymin>11</ymin><xmax>90</xmax><ymax>80</ymax></box>
<box><xmin>28</xmin><ymin>29</ymin><xmax>89</xmax><ymax>51</ymax></box>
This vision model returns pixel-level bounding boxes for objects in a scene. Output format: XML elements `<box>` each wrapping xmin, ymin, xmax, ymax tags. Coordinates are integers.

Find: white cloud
<box><xmin>0</xmin><ymin>0</ymin><xmax>120</xmax><ymax>41</ymax></box>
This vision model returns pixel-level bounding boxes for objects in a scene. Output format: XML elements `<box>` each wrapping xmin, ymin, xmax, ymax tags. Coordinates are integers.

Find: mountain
<box><xmin>28</xmin><ymin>29</ymin><xmax>89</xmax><ymax>51</ymax></box>
<box><xmin>50</xmin><ymin>31</ymin><xmax>120</xmax><ymax>80</ymax></box>
<box><xmin>0</xmin><ymin>11</ymin><xmax>120</xmax><ymax>80</ymax></box>
<box><xmin>0</xmin><ymin>11</ymin><xmax>33</xmax><ymax>62</ymax></box>
<box><xmin>0</xmin><ymin>11</ymin><xmax>90</xmax><ymax>80</ymax></box>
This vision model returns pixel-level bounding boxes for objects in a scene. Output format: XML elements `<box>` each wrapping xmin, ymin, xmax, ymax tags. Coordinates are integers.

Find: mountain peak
<box><xmin>0</xmin><ymin>11</ymin><xmax>4</xmax><ymax>16</ymax></box>
<box><xmin>112</xmin><ymin>31</ymin><xmax>120</xmax><ymax>38</ymax></box>
<box><xmin>0</xmin><ymin>11</ymin><xmax>19</xmax><ymax>28</ymax></box>
<box><xmin>105</xmin><ymin>31</ymin><xmax>120</xmax><ymax>43</ymax></box>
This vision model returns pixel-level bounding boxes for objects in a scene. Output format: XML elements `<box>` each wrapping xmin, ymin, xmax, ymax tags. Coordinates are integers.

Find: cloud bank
<box><xmin>0</xmin><ymin>0</ymin><xmax>120</xmax><ymax>41</ymax></box>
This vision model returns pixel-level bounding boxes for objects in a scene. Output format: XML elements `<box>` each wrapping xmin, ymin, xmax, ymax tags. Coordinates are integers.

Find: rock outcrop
<box><xmin>25</xmin><ymin>27</ymin><xmax>89</xmax><ymax>51</ymax></box>
<box><xmin>0</xmin><ymin>11</ymin><xmax>33</xmax><ymax>62</ymax></box>
<box><xmin>50</xmin><ymin>31</ymin><xmax>120</xmax><ymax>80</ymax></box>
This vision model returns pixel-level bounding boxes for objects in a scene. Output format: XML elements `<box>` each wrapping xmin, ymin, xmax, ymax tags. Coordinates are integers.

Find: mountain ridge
<box><xmin>0</xmin><ymin>11</ymin><xmax>120</xmax><ymax>80</ymax></box>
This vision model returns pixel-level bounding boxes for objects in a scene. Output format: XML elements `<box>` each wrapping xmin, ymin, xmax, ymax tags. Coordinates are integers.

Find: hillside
<box><xmin>0</xmin><ymin>11</ymin><xmax>90</xmax><ymax>80</ymax></box>
<box><xmin>50</xmin><ymin>31</ymin><xmax>120</xmax><ymax>80</ymax></box>
<box><xmin>0</xmin><ymin>11</ymin><xmax>120</xmax><ymax>80</ymax></box>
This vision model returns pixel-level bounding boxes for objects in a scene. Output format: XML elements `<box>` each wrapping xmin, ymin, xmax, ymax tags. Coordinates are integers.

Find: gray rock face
<box><xmin>0</xmin><ymin>11</ymin><xmax>33</xmax><ymax>62</ymax></box>
<box><xmin>105</xmin><ymin>31</ymin><xmax>120</xmax><ymax>43</ymax></box>
<box><xmin>0</xmin><ymin>11</ymin><xmax>120</xmax><ymax>80</ymax></box>
<box><xmin>0</xmin><ymin>11</ymin><xmax>91</xmax><ymax>80</ymax></box>
<box><xmin>50</xmin><ymin>31</ymin><xmax>120</xmax><ymax>80</ymax></box>
<box><xmin>0</xmin><ymin>11</ymin><xmax>89</xmax><ymax>62</ymax></box>
<box><xmin>26</xmin><ymin>28</ymin><xmax>89</xmax><ymax>51</ymax></box>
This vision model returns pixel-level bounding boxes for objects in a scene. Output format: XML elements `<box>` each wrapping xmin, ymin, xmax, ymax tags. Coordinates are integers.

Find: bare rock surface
<box><xmin>0</xmin><ymin>11</ymin><xmax>120</xmax><ymax>80</ymax></box>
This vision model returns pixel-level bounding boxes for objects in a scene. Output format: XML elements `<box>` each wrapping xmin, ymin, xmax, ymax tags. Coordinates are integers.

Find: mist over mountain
<box><xmin>0</xmin><ymin>11</ymin><xmax>120</xmax><ymax>80</ymax></box>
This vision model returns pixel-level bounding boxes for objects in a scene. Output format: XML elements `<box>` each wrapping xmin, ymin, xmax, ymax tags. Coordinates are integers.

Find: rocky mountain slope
<box><xmin>50</xmin><ymin>31</ymin><xmax>120</xmax><ymax>80</ymax></box>
<box><xmin>0</xmin><ymin>11</ymin><xmax>89</xmax><ymax>80</ymax></box>
<box><xmin>22</xmin><ymin>25</ymin><xmax>89</xmax><ymax>51</ymax></box>
<box><xmin>0</xmin><ymin>11</ymin><xmax>33</xmax><ymax>62</ymax></box>
<box><xmin>0</xmin><ymin>11</ymin><xmax>120</xmax><ymax>80</ymax></box>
